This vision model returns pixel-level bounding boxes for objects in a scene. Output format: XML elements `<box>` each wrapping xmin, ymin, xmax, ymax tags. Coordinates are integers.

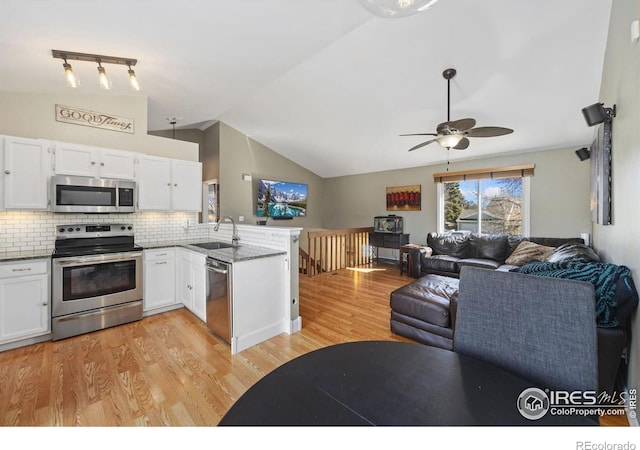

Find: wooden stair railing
<box><xmin>298</xmin><ymin>248</ymin><xmax>322</xmax><ymax>275</ymax></box>
<box><xmin>302</xmin><ymin>227</ymin><xmax>374</xmax><ymax>277</ymax></box>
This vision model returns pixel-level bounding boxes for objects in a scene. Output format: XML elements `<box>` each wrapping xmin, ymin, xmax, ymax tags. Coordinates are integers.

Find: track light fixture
<box><xmin>581</xmin><ymin>102</ymin><xmax>616</xmax><ymax>127</ymax></box>
<box><xmin>52</xmin><ymin>50</ymin><xmax>142</xmax><ymax>91</ymax></box>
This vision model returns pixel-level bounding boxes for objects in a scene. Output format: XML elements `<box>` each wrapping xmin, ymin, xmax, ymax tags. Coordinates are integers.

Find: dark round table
<box><xmin>219</xmin><ymin>341</ymin><xmax>598</xmax><ymax>426</ymax></box>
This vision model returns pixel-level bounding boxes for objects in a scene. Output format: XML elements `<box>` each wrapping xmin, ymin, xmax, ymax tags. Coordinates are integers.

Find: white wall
<box><xmin>594</xmin><ymin>0</ymin><xmax>640</xmax><ymax>402</ymax></box>
<box><xmin>0</xmin><ymin>91</ymin><xmax>198</xmax><ymax>161</ymax></box>
<box><xmin>218</xmin><ymin>122</ymin><xmax>324</xmax><ymax>248</ymax></box>
<box><xmin>323</xmin><ymin>146</ymin><xmax>592</xmax><ymax>245</ymax></box>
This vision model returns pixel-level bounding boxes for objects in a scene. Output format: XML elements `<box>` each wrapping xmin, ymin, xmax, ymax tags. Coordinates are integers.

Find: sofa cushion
<box><xmin>457</xmin><ymin>258</ymin><xmax>502</xmax><ymax>270</ymax></box>
<box><xmin>468</xmin><ymin>234</ymin><xmax>508</xmax><ymax>261</ymax></box>
<box><xmin>496</xmin><ymin>264</ymin><xmax>520</xmax><ymax>272</ymax></box>
<box><xmin>390</xmin><ymin>275</ymin><xmax>459</xmax><ymax>327</ymax></box>
<box><xmin>427</xmin><ymin>233</ymin><xmax>468</xmax><ymax>258</ymax></box>
<box><xmin>421</xmin><ymin>255</ymin><xmax>460</xmax><ymax>273</ymax></box>
<box><xmin>504</xmin><ymin>241</ymin><xmax>555</xmax><ymax>266</ymax></box>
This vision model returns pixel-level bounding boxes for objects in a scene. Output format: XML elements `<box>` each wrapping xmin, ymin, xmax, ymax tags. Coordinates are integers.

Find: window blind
<box><xmin>432</xmin><ymin>164</ymin><xmax>535</xmax><ymax>183</ymax></box>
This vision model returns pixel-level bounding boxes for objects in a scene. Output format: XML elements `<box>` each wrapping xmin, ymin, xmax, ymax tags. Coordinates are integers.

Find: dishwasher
<box><xmin>205</xmin><ymin>258</ymin><xmax>231</xmax><ymax>344</ymax></box>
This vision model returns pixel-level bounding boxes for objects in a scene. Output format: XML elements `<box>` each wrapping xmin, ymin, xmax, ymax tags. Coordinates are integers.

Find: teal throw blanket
<box><xmin>516</xmin><ymin>260</ymin><xmax>638</xmax><ymax>328</ymax></box>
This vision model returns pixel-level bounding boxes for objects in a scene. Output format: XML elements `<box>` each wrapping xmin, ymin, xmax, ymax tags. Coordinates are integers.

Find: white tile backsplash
<box><xmin>0</xmin><ymin>210</ymin><xmax>209</xmax><ymax>254</ymax></box>
<box><xmin>0</xmin><ymin>211</ymin><xmax>299</xmax><ymax>255</ymax></box>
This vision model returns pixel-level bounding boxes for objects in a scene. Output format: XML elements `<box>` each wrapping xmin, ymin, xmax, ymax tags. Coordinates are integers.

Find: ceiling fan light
<box><xmin>436</xmin><ymin>134</ymin><xmax>463</xmax><ymax>148</ymax></box>
<box><xmin>357</xmin><ymin>0</ymin><xmax>440</xmax><ymax>18</ymax></box>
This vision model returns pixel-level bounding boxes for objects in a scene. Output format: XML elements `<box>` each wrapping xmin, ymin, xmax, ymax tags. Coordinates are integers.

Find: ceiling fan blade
<box><xmin>399</xmin><ymin>133</ymin><xmax>438</xmax><ymax>137</ymax></box>
<box><xmin>453</xmin><ymin>138</ymin><xmax>469</xmax><ymax>150</ymax></box>
<box><xmin>446</xmin><ymin>118</ymin><xmax>476</xmax><ymax>133</ymax></box>
<box><xmin>466</xmin><ymin>126</ymin><xmax>514</xmax><ymax>137</ymax></box>
<box><xmin>408</xmin><ymin>138</ymin><xmax>438</xmax><ymax>152</ymax></box>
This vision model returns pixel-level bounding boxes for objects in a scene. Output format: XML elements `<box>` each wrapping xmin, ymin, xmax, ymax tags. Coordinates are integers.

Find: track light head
<box><xmin>581</xmin><ymin>103</ymin><xmax>616</xmax><ymax>127</ymax></box>
<box><xmin>62</xmin><ymin>59</ymin><xmax>80</xmax><ymax>88</ymax></box>
<box><xmin>97</xmin><ymin>62</ymin><xmax>112</xmax><ymax>90</ymax></box>
<box><xmin>127</xmin><ymin>64</ymin><xmax>141</xmax><ymax>91</ymax></box>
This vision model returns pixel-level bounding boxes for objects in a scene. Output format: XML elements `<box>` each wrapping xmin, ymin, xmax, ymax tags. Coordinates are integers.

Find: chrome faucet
<box><xmin>214</xmin><ymin>216</ymin><xmax>240</xmax><ymax>246</ymax></box>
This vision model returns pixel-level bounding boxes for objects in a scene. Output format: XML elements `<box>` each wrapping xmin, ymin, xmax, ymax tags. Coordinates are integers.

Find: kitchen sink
<box><xmin>192</xmin><ymin>241</ymin><xmax>235</xmax><ymax>250</ymax></box>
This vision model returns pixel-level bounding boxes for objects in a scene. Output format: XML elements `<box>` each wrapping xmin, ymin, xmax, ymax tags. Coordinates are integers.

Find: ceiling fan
<box><xmin>402</xmin><ymin>68</ymin><xmax>513</xmax><ymax>152</ymax></box>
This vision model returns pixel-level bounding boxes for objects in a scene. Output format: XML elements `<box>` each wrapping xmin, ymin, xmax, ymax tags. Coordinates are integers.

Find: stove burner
<box><xmin>52</xmin><ymin>223</ymin><xmax>142</xmax><ymax>258</ymax></box>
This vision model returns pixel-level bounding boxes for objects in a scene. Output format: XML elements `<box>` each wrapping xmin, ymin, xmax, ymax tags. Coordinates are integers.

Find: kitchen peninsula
<box><xmin>144</xmin><ymin>232</ymin><xmax>295</xmax><ymax>355</ymax></box>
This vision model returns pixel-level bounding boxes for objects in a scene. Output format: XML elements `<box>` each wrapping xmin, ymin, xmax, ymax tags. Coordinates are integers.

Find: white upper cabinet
<box><xmin>136</xmin><ymin>155</ymin><xmax>172</xmax><ymax>210</ymax></box>
<box><xmin>170</xmin><ymin>159</ymin><xmax>203</xmax><ymax>211</ymax></box>
<box><xmin>1</xmin><ymin>135</ymin><xmax>51</xmax><ymax>210</ymax></box>
<box><xmin>136</xmin><ymin>155</ymin><xmax>202</xmax><ymax>211</ymax></box>
<box><xmin>52</xmin><ymin>141</ymin><xmax>135</xmax><ymax>180</ymax></box>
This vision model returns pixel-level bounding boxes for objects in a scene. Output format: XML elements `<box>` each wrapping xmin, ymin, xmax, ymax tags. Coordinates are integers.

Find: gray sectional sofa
<box><xmin>392</xmin><ymin>232</ymin><xmax>637</xmax><ymax>394</ymax></box>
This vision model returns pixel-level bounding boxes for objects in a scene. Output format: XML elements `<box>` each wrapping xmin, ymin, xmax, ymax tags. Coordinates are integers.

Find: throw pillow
<box><xmin>504</xmin><ymin>241</ymin><xmax>556</xmax><ymax>266</ymax></box>
<box><xmin>546</xmin><ymin>243</ymin><xmax>600</xmax><ymax>264</ymax></box>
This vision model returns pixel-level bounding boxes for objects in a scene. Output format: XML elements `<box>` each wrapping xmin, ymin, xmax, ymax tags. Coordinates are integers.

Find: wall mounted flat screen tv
<box><xmin>257</xmin><ymin>179</ymin><xmax>307</xmax><ymax>219</ymax></box>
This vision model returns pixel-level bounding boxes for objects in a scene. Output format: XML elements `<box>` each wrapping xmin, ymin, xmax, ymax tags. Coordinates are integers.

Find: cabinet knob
<box><xmin>100</xmin><ymin>162</ymin><xmax>105</xmax><ymax>166</ymax></box>
<box><xmin>4</xmin><ymin>170</ymin><xmax>10</xmax><ymax>175</ymax></box>
<box><xmin>91</xmin><ymin>161</ymin><xmax>96</xmax><ymax>165</ymax></box>
<box><xmin>167</xmin><ymin>183</ymin><xmax>171</xmax><ymax>186</ymax></box>
<box><xmin>42</xmin><ymin>302</ymin><xmax>48</xmax><ymax>306</ymax></box>
<box><xmin>174</xmin><ymin>183</ymin><xmax>178</xmax><ymax>187</ymax></box>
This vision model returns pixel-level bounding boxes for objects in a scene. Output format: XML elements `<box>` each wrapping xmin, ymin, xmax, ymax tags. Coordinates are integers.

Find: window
<box><xmin>434</xmin><ymin>164</ymin><xmax>533</xmax><ymax>236</ymax></box>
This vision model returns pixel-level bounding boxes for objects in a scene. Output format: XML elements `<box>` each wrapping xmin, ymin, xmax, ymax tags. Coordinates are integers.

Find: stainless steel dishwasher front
<box><xmin>205</xmin><ymin>258</ymin><xmax>231</xmax><ymax>344</ymax></box>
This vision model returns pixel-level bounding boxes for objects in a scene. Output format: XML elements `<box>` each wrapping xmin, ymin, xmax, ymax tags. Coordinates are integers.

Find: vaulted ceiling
<box><xmin>1</xmin><ymin>0</ymin><xmax>612</xmax><ymax>177</ymax></box>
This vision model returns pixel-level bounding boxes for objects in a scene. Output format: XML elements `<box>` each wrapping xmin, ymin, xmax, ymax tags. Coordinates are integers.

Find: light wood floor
<box><xmin>0</xmin><ymin>263</ymin><xmax>628</xmax><ymax>426</ymax></box>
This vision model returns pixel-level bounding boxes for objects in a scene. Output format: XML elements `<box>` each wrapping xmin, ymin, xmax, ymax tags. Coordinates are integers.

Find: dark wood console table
<box><xmin>368</xmin><ymin>232</ymin><xmax>409</xmax><ymax>263</ymax></box>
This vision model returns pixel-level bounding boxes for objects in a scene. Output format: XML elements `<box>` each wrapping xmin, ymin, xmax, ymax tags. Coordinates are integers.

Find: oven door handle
<box><xmin>54</xmin><ymin>252</ymin><xmax>143</xmax><ymax>266</ymax></box>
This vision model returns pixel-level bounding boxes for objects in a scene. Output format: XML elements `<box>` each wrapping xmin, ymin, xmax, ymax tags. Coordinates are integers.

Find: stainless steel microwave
<box><xmin>51</xmin><ymin>175</ymin><xmax>136</xmax><ymax>213</ymax></box>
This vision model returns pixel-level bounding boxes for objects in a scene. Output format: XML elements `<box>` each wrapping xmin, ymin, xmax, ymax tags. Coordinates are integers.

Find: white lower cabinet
<box><xmin>143</xmin><ymin>248</ymin><xmax>179</xmax><ymax>315</ymax></box>
<box><xmin>176</xmin><ymin>249</ymin><xmax>206</xmax><ymax>322</ymax></box>
<box><xmin>0</xmin><ymin>259</ymin><xmax>50</xmax><ymax>346</ymax></box>
<box><xmin>231</xmin><ymin>254</ymin><xmax>287</xmax><ymax>354</ymax></box>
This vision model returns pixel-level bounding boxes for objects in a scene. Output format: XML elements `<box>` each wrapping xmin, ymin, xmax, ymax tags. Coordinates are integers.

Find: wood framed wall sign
<box><xmin>55</xmin><ymin>104</ymin><xmax>134</xmax><ymax>134</ymax></box>
<box><xmin>386</xmin><ymin>184</ymin><xmax>421</xmax><ymax>211</ymax></box>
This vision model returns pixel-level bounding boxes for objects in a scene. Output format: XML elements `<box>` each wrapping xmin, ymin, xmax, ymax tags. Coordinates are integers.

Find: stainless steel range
<box><xmin>51</xmin><ymin>223</ymin><xmax>143</xmax><ymax>341</ymax></box>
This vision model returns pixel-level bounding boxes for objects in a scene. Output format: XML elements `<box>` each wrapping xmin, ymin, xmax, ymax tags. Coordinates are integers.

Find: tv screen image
<box><xmin>257</xmin><ymin>179</ymin><xmax>307</xmax><ymax>218</ymax></box>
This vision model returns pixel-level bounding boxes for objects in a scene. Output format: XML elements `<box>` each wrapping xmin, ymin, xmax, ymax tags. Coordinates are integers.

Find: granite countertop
<box><xmin>0</xmin><ymin>240</ymin><xmax>285</xmax><ymax>264</ymax></box>
<box><xmin>141</xmin><ymin>240</ymin><xmax>286</xmax><ymax>263</ymax></box>
<box><xmin>0</xmin><ymin>250</ymin><xmax>53</xmax><ymax>262</ymax></box>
